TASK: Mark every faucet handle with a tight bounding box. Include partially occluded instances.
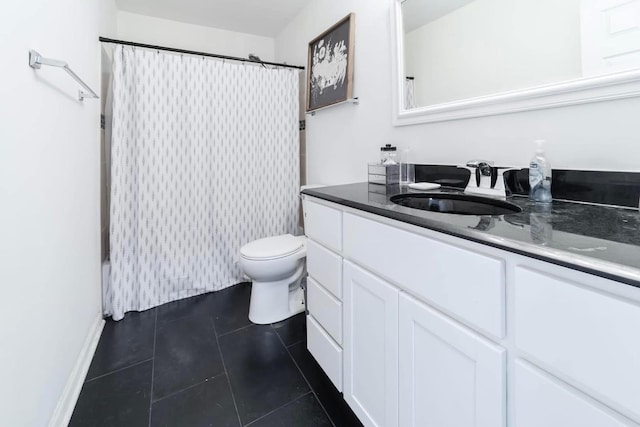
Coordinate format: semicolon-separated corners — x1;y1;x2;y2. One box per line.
466;159;494;168
493;167;521;195
466;160;493;180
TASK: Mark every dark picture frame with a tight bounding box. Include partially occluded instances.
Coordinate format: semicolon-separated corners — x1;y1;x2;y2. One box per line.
306;13;355;112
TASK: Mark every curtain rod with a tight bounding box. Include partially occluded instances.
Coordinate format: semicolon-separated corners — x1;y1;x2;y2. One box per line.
99;37;305;70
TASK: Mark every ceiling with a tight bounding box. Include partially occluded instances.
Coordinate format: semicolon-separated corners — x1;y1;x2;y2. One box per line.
402;0;476;33
115;0;313;37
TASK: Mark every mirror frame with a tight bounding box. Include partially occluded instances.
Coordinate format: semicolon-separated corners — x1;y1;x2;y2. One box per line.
391;0;640;126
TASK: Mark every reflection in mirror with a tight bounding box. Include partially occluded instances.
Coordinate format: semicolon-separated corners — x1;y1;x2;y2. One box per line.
401;0;640;109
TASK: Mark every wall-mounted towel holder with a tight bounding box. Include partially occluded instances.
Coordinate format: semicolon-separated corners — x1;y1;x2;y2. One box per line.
28;50;99;101
306;97;359;116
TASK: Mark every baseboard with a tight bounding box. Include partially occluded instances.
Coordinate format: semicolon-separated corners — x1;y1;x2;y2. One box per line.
48;315;105;427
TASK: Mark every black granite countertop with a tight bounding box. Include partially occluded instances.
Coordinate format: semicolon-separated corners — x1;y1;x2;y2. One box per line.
302;183;640;288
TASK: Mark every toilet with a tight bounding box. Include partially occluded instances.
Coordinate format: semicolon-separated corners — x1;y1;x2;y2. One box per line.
240;185;322;325
240;233;307;324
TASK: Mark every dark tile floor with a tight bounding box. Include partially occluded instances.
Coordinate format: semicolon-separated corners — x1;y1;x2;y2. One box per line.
70;282;363;427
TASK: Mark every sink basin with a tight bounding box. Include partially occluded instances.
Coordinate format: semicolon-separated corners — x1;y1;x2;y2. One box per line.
390;192;522;216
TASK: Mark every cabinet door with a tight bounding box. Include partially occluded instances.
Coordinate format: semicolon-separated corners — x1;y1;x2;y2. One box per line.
514;360;632;427
399;293;506;427
343;261;399;427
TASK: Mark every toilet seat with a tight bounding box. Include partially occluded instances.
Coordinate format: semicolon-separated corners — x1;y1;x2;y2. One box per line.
240;234;304;261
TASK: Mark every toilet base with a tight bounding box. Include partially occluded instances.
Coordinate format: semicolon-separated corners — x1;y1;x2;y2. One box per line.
248;265;306;325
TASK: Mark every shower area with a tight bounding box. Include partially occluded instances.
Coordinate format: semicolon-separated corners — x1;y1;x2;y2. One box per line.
99;40;304;321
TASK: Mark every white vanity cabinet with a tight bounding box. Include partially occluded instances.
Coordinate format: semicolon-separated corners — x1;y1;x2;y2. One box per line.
342;210;507;427
302;195;640;427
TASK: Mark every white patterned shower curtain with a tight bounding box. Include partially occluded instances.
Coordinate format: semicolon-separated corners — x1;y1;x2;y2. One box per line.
106;45;300;320
404;77;416;109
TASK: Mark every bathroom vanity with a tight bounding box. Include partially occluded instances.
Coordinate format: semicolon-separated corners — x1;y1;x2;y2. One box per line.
301;183;640;427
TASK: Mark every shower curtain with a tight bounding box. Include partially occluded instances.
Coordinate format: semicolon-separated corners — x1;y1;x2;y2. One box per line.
404;77;416;109
106;45;300;320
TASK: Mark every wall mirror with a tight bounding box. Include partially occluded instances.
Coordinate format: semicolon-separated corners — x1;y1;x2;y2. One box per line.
391;0;640;125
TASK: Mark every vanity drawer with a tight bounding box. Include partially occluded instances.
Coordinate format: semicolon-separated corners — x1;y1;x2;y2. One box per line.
307;277;342;344
306;239;342;300
307;314;343;391
343;213;505;338
514;266;640;422
303;199;342;252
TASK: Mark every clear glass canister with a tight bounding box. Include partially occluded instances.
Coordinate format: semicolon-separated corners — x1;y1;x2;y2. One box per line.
400;147;415;185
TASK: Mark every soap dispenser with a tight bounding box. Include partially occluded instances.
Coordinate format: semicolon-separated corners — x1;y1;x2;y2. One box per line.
529;140;552;203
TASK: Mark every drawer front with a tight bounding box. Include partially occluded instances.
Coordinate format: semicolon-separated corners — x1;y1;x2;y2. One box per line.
514;266;640;422
306;239;342;300
307;315;343;391
307;277;342;344
303;199;342;252
515;360;630;427
343;213;505;338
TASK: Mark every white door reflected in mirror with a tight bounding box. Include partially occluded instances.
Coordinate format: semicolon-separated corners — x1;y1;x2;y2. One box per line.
392;0;640;125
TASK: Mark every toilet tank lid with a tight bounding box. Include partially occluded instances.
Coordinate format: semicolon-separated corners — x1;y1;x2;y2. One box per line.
240;234;305;260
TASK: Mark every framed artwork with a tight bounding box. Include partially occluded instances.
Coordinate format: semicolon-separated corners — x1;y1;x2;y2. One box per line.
306;13;355;112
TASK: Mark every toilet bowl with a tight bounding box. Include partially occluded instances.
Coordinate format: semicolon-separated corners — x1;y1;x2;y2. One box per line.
240;234;307;324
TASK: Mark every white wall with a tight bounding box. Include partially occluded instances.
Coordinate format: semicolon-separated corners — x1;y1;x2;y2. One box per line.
405;0;582;105
117;11;275;61
0;0;117;425
275;0;640;186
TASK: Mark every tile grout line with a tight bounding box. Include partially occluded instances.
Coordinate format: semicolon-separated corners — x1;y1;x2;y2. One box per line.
271;324;337;427
150;371;228;404
243;391;314;427
148;308;158;427
211;316;243;427
216;322;254;338
285;339;304;348
84;357;154;384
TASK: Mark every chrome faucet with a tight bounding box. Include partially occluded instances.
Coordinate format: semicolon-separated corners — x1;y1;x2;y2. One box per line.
466;160;493;187
459;160;518;199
